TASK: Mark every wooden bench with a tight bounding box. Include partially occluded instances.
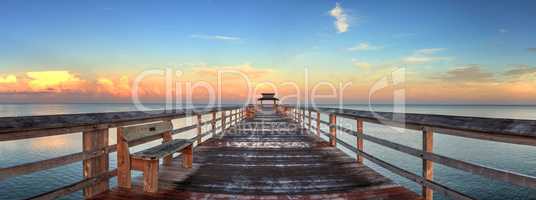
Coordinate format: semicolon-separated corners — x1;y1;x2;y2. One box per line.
116;121;193;193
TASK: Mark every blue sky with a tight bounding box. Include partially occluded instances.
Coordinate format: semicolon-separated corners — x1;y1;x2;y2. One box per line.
1;0;536;103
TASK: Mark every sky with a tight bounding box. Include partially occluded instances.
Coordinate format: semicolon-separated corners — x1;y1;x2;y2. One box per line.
1;0;536;104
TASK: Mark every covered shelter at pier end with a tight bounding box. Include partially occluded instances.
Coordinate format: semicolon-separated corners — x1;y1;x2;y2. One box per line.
257;93;279;105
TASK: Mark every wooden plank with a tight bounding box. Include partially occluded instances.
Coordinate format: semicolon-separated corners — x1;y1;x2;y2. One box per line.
221;111;226;133
27;169;117;200
0;106;240;141
131;139;192;160
308;110;312;131
0;145;113;181
336;125;536;189
356;119;364;164
317;112;321;136
212;112;216;134
83;128;109;198
329;114;337;147
143;160;159;193
121;121;172;142
196;114;202;144
116;127;131;188
162;122;173;166
422;128;434;200
287;106;536;146
182;144;193;168
330;136;473;200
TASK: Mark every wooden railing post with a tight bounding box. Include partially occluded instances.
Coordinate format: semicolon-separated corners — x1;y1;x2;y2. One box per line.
298;108;302;127
423;127;434;200
356;119;364;164
229;110;233;127
302;109;306;128
197;114;202;144
316;111;321;136
162;120;173;165
329;113;337;147
83;128;109;198
211;112;216;135
308;110;312;131
221;111;226;133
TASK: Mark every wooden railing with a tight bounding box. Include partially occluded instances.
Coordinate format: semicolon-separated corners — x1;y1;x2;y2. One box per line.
280;105;536;200
0;106;246;200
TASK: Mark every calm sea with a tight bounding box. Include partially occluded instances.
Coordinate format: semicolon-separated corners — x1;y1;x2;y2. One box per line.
0;104;535;200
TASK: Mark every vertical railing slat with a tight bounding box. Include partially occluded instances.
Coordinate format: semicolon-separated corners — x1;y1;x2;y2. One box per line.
82;128;109;198
423;127;434;200
329;114;337;147
356;119;364;164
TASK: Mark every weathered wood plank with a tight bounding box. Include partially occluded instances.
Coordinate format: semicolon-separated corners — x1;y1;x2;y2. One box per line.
0;145;114;181
27;169;117;200
0;106;240;141
122;121;172;142
356;119;364;164
422;128;434;200
333;137;474;200
83;128;109;198
116;127;131;188
336;125;536;189
143;160;159;193
131;139;192;160
329;114;337;147
287;106;536;145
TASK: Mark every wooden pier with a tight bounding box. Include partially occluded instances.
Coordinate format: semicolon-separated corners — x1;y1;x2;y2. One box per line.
91;107;419;199
1;102;536;199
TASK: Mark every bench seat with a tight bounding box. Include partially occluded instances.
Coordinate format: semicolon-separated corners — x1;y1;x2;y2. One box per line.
117;121;194;193
132;139;192;160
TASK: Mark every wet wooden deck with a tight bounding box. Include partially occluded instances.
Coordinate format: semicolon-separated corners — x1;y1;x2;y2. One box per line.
92;109;420;200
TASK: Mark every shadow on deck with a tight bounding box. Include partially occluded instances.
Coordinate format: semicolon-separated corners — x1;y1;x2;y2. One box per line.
92;109;420;200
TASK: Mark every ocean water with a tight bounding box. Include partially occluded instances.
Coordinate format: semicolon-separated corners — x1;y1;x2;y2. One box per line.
0;104;535;200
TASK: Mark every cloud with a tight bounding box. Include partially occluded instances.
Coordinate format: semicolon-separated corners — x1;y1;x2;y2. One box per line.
433;65;495;82
329;3;349;33
26;71;85;91
503;65;536;77
527;48;536;52
0;74;17;83
352;59;372;69
347;43;382;51
96;76;131;97
402;48;450;64
190;34;241;41
499;29;508;33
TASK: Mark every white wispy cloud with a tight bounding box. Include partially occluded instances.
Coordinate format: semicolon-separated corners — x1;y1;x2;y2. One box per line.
403;48;450;64
352;59;372;69
347;43;382;51
190;34;241;41
329;3;349;33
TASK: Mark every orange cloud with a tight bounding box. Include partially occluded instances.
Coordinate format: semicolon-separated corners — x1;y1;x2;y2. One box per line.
96;76;131;97
26;71;86;92
0;74;17;83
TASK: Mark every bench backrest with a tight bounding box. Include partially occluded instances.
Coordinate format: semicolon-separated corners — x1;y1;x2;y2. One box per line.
121;121;173;142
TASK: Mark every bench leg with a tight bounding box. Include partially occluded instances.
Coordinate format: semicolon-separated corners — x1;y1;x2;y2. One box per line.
182;145;193;168
143;160;159;193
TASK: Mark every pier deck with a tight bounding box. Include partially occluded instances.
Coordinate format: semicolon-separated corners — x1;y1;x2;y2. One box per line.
92;109;420;200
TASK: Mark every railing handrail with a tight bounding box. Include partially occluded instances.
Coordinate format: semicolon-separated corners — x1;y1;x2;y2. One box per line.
0;106;246;200
284;105;536;146
281;105;536;200
0;106;241;141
